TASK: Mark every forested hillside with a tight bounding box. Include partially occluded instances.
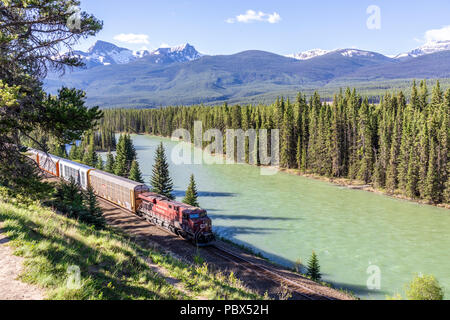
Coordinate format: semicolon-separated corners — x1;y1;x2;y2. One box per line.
101;81;450;205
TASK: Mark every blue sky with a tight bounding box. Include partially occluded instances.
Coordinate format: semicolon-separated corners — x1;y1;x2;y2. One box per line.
76;0;450;56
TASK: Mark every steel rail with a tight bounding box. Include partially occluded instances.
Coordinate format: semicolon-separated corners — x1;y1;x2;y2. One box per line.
209;245;336;300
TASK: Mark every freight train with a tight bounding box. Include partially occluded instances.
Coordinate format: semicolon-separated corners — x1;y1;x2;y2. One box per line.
27;148;215;245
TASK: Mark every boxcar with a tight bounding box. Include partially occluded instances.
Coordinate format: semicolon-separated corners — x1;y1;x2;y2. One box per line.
27;148;39;163
59;159;94;190
88;170;149;212
32;150;61;177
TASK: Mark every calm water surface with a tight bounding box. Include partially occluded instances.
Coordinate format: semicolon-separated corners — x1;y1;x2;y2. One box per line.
128;134;450;299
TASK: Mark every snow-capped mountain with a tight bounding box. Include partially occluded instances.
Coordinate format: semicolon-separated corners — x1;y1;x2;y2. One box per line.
287;48;380;60
395;40;450;59
70;41;202;68
144;43;203;64
335;49;378;58
72;41;138;68
286;49;329;60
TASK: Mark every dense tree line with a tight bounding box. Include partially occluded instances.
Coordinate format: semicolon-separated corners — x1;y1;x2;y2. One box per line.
101;81;449;205
93;126;117;151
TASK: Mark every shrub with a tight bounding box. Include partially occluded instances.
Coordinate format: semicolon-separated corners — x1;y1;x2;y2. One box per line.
53;179;105;229
405;274;444;300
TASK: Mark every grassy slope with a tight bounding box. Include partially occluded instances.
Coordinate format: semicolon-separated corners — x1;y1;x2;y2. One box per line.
0;190;261;300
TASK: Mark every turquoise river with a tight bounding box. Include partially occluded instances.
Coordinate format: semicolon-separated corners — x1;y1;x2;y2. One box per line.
127;134;450;300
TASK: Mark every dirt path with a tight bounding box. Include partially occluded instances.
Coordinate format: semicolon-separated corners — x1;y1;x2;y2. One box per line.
0;223;44;300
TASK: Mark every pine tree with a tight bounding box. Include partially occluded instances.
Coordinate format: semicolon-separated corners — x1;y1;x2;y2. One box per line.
183;174;200;207
280;102;296;168
386;110;402;192
357;99;374;183
331;97;344;177
418;80;429;111
150;143;174;200
406;140;420;198
373;106;390;188
55;178;84;217
124;134;137;167
306;251;321;282
129;160;144;183
113;135;128;177
51;143;67;158
113;134;136;177
95;157;104;170
437;110;449;200
443;165;450;204
105;151;115;173
82;143;98;167
398;109;413;192
424;139;440;203
69;143;81;161
82;185;106;229
418;118;430;198
296;136;302;170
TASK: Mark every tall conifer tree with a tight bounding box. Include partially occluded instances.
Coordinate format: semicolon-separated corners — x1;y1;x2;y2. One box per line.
183;174;200;207
150;143;174;200
306;251;321;282
105;151;115;173
129;160;144;183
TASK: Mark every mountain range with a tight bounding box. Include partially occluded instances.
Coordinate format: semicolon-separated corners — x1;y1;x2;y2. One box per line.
45;40;450;108
286;40;450;60
70;40;203;68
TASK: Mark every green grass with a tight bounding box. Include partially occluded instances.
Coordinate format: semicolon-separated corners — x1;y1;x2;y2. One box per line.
0;188;261;300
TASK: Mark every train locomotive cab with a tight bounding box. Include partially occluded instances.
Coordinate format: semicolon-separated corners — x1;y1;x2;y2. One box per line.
180;207;215;246
138;192;215;246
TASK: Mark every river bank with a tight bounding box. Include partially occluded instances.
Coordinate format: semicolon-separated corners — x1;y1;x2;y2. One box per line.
134;133;449;210
280;168;450;210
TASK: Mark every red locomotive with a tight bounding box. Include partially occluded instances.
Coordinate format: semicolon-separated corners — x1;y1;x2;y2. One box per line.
138;192;215;245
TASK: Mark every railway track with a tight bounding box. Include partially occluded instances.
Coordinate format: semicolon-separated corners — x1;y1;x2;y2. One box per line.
206;245;336;300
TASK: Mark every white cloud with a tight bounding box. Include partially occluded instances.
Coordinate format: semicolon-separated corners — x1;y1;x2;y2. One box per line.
267;12;281;24
226;10;281;24
424;25;450;43
113;33;150;44
159;43;170;48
